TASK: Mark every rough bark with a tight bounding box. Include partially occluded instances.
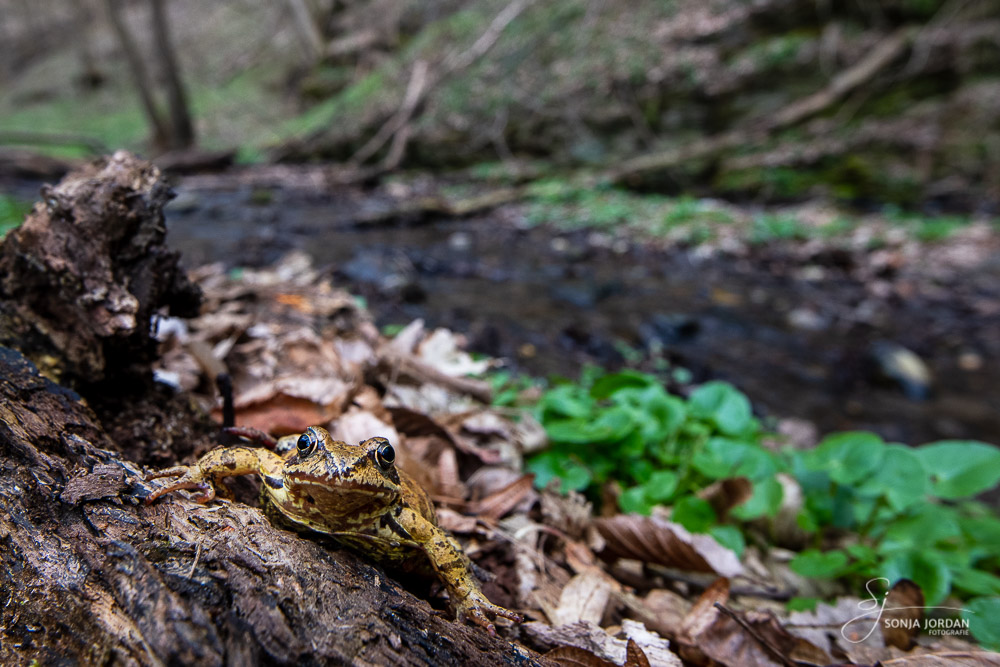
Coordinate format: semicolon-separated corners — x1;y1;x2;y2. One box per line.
0;153;541;666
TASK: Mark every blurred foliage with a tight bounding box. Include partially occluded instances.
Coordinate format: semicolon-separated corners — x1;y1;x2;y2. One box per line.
0;195;31;238
524;368;1000;646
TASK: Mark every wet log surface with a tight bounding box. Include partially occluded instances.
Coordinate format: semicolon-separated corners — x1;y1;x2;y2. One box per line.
0;153;539;666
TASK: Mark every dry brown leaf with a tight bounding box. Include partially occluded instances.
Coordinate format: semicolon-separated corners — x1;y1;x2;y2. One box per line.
677;581;831;667
883;578;924;650
417;327;492;377
540;489;593;540
221;394;340;435
625;638;652;667
595;515;742;577
524;621;677;666
327;409;400;446
696;477;752;518
435;507;480;534
554;570;615;626
619;620;679;666
436;447;465;500
468;474;536;521
543;646;618;667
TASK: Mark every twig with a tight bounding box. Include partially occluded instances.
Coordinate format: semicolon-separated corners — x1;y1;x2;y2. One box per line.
187;541;202;578
712;602;798;667
349;0;534;171
348;60;429;168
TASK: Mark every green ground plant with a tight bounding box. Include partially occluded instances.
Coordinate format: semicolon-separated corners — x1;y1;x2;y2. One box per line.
0;195;32;238
524;368;1000;648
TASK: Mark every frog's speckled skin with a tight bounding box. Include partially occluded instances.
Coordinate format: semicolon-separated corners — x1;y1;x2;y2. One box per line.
146;426;520;635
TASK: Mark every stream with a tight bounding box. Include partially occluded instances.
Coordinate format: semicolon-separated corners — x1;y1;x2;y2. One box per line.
153;174;1000;448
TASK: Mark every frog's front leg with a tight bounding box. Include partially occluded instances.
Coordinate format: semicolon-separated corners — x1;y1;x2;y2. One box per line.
402;509;522;636
145;446;284;504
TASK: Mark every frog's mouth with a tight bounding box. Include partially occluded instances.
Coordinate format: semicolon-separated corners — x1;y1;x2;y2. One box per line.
284;472;399;516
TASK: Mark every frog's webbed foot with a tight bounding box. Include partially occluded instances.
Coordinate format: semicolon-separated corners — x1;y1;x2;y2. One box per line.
145;466;216;504
455;590;522;637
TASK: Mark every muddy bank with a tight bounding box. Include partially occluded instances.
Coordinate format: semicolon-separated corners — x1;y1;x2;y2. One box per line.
160;176;1000;447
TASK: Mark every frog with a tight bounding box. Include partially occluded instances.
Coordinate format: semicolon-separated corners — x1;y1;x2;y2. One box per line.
145;426;522;635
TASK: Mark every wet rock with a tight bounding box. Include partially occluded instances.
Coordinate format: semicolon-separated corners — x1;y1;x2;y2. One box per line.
869;341;933;400
786;307;829;332
638;313;700;349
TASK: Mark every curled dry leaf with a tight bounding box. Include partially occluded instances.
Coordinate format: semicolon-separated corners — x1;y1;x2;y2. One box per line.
467;474;537;521
417;327;493;377
331;409;401;448
595;514;743;578
541;489;593;540
544;645;617;667
524;620;680;667
553;569;615;626
882;578;924;650
696;477;752;519
677;580;831;667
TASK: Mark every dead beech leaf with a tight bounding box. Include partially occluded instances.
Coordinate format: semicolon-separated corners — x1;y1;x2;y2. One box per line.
553;570;614;626
417;327;492;376
595;514;742;577
222;394;338;435
882;578;923;650
468;474;536;521
696;477;752;519
678;581;831;667
330;409;401;447
523;620;681;666
435;507;479;534
625;638;651;667
543;646;617;667
620;619;679;666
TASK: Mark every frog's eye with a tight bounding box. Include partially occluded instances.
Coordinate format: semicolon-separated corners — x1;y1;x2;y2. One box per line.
297;431;316;456
374;441;395;470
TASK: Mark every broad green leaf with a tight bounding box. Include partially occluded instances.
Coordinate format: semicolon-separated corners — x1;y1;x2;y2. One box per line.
526;451;561;489
560;461;593;493
643;470;679;503
590;370;656;398
538;384;592;420
882;551;951;605
790;549;850;578
916;440;1000;499
689;381;754;436
692;437;778;481
964;597;1000;649
953;569;1000;597
708;525;745;557
545;406;635;445
619;486;653;515
787;597;819;612
806;431;885;486
959;515;1000;549
732;477;783;520
881;504;961;552
856;444;929;510
672;496;717;533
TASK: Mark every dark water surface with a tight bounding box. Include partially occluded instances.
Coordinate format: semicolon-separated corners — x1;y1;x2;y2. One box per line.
163;181;999;446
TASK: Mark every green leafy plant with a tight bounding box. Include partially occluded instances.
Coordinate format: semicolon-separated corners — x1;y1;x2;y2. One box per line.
0;195;31;238
525;368;1000;647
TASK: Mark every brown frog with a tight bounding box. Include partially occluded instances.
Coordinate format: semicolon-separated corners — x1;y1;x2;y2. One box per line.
145;426;521;635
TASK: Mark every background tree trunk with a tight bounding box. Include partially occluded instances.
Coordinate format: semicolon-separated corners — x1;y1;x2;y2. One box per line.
105;0;170;151
149;0;195;149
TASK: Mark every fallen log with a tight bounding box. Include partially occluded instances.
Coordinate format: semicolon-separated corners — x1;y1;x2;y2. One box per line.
0;153;539;665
